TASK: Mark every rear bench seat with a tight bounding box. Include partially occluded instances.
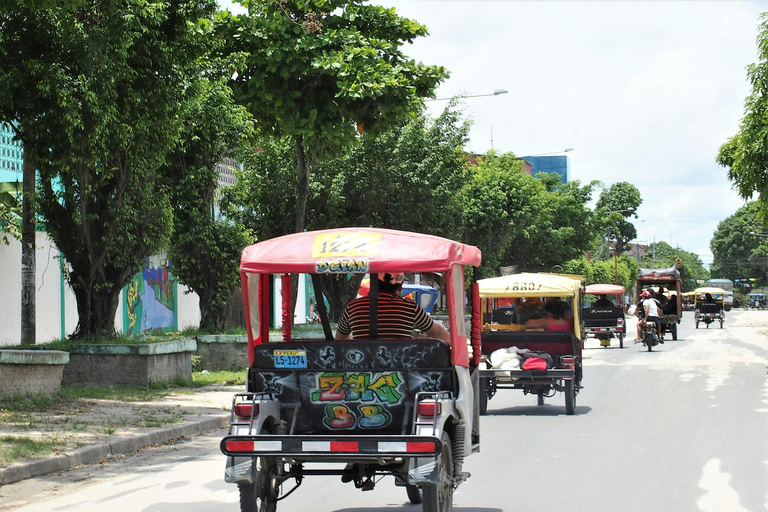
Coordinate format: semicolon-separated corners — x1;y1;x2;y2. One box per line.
480;331;578;365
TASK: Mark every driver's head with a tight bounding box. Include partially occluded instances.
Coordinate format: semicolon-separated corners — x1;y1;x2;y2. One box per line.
378;272;405;293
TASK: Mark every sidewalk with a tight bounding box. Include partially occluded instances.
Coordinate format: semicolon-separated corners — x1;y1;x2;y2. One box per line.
0;385;238;486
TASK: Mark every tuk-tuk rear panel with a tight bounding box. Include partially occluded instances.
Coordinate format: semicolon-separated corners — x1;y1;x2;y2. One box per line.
248;338;456;435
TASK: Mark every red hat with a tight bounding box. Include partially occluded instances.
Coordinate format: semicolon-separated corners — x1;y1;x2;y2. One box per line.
640;290;651;298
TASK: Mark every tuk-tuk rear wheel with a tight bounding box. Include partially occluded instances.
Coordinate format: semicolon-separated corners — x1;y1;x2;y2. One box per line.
479;380;489;416
422;431;454;512
238;457;277;512
564;379;576;415
407;484;423;504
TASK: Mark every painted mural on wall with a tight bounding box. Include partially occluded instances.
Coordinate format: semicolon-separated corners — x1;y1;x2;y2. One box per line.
123;255;178;335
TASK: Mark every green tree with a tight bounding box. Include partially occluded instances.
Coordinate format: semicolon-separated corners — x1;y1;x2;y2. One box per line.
217;0;448;235
717;13;768;221
222;104;470;319
594;182;642;256
457;152;542;278
161;75;256;332
710;201;768;286
455;153;599;277
0;1;218;339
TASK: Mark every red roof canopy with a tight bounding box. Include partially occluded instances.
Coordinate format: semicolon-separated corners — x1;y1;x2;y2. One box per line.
241;227;482;274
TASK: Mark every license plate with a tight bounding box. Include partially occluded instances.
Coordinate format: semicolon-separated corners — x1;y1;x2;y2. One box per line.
273;349;307;368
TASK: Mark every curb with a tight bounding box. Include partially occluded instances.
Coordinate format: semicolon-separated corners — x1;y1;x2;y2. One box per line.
0;415;229;486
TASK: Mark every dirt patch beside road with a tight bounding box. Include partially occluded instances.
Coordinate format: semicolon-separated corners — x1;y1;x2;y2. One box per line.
0;385;238;468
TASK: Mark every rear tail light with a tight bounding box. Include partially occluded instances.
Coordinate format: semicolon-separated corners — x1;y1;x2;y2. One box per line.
417;401;441;417
234;403;259;418
561;356;575;369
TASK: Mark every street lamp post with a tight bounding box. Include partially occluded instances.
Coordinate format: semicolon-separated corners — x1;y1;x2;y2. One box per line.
425;89;508;102
521;148;574;157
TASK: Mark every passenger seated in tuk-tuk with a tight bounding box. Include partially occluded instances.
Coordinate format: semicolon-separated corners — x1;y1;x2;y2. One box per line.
335;272;450;343
524;299;571;331
514;297;546;324
704;293;716;304
594;294;614;308
663;294;678;315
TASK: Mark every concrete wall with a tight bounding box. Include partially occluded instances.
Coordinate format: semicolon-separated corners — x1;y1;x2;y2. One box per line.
0;349;69;397
62;340;195;386
0;231;201;346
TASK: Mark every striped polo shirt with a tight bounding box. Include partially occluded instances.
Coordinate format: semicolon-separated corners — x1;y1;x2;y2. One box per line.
337;293;434;339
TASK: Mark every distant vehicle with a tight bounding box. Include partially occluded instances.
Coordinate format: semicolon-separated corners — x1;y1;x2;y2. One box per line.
581;283;626;348
477;272;583;415
636;266;683;340
706;279;733;311
694;287;725;329
745;293;766;310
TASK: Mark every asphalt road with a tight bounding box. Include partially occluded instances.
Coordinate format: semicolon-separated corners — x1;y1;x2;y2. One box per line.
2;310;766;512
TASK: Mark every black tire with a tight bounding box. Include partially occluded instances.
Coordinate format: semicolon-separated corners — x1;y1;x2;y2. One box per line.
618;333;624;348
422;432;454;512
407;484;424;504
479;378;489;416
672;323;678;341
695;322;699;329
537;392;545;406
720;320;724;329
564;379;576;415
238;457;277;512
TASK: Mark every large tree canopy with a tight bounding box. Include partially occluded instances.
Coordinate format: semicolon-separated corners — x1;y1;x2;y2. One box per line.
710;201;767;286
217;0;448;234
221;104;470;319
0;1;217;338
594;181;642;256
717;12;768;221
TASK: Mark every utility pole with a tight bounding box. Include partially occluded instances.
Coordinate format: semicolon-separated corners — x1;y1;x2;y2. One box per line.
21;146;36;344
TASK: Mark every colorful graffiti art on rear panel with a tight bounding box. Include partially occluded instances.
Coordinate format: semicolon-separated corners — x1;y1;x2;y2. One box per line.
123;255;178;335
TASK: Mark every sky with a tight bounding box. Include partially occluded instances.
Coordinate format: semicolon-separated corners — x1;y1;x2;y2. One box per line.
220;0;768;268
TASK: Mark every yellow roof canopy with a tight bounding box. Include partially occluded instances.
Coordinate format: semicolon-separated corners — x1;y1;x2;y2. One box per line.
477;272;582;298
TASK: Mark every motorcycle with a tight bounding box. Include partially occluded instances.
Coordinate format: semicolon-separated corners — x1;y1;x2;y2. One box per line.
641;319;660;352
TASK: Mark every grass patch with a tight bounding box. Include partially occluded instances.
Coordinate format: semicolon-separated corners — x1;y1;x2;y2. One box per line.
0;394;55;413
0;436;62;466
191;370;246;387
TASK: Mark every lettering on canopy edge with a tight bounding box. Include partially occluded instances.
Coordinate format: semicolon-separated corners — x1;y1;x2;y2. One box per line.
311;233;382;258
316;259;369;273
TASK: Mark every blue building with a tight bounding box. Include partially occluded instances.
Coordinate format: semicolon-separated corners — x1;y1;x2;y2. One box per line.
0;122;23;184
520;155;570;184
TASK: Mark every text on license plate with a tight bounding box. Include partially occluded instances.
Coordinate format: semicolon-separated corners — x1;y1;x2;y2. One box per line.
273;349;307;368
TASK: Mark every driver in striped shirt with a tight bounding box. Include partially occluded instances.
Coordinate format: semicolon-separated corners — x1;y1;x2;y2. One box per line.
335;272;449;343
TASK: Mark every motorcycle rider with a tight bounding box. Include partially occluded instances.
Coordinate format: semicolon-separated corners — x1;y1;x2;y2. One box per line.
635;290;662;343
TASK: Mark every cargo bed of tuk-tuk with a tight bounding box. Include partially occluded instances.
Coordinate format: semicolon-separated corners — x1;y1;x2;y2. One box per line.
476;273;583;416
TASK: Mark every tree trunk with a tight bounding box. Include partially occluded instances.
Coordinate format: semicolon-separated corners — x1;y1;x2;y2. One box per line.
198;288;234;332
21;148;36;344
71;279;120;339
289;136;310;322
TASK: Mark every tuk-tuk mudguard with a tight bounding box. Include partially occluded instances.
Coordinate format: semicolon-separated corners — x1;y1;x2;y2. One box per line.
223;398;281;484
